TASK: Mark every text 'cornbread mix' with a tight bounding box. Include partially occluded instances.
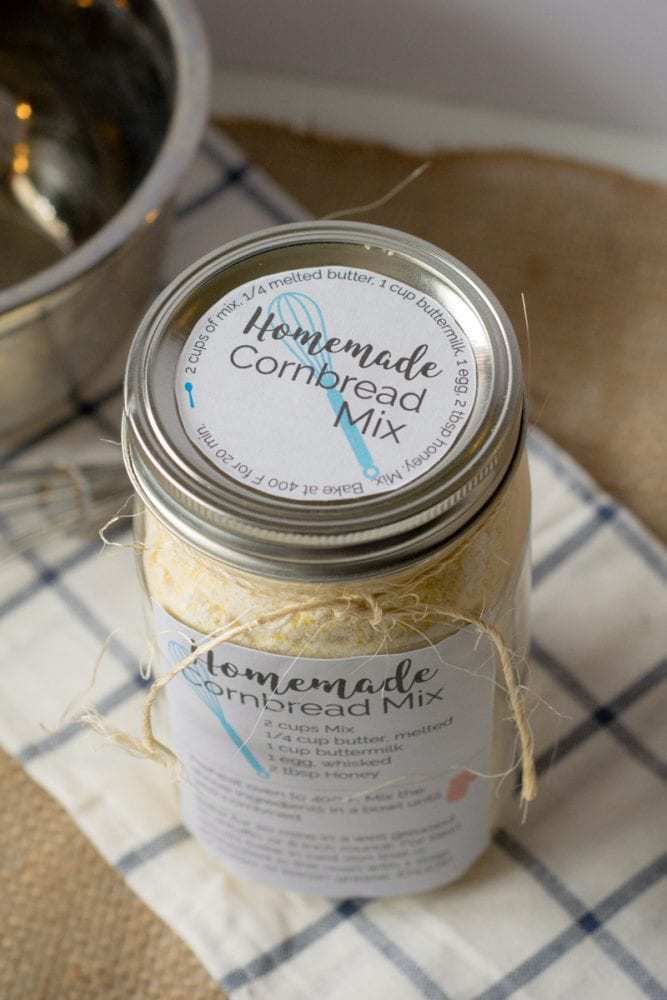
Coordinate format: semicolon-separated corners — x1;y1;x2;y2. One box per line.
122;222;533;897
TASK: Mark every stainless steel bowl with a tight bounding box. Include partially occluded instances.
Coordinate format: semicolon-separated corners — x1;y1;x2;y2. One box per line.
0;0;209;452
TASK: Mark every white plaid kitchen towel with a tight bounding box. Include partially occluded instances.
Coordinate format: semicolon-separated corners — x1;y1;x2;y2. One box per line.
1;128;665;1000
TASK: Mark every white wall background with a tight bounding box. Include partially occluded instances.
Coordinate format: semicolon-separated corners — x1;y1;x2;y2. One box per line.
197;0;667;137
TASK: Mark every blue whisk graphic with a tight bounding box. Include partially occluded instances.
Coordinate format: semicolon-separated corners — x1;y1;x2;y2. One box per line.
270;292;380;480
169;640;270;779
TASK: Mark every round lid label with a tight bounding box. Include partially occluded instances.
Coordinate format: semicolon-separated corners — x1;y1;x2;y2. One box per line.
176;265;477;501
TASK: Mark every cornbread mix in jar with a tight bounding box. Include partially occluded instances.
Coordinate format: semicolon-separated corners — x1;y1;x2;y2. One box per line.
122;222;533;897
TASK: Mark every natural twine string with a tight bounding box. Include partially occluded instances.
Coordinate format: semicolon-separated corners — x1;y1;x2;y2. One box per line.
83;590;537;804
322;162;431;220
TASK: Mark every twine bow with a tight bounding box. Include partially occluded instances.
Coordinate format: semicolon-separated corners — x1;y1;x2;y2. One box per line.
85;593;537;805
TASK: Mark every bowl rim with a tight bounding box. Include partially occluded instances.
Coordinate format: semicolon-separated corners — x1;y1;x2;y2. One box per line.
0;0;210;319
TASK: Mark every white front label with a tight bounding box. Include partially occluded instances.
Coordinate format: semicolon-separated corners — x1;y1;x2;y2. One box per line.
156;602;496;896
176;266;477;501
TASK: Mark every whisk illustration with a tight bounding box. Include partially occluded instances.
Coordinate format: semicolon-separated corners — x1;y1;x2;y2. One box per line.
270;291;381;481
169;640;271;780
0;462;131;565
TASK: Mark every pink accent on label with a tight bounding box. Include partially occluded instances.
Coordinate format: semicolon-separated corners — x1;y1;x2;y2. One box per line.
447;770;478;802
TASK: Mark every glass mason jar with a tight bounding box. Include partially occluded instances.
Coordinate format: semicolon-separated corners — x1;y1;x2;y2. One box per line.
123;222;531;897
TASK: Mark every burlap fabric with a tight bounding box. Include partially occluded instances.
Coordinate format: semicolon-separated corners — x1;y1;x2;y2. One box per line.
2;120;665;998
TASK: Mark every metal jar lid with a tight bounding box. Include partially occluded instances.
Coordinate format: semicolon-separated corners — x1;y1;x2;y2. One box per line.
123;221;524;581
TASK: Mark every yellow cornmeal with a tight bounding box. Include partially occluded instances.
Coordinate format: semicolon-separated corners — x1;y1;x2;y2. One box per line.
142;455;530;660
